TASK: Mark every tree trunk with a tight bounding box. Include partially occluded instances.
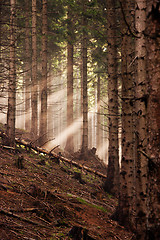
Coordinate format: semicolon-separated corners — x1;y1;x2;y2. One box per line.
81;0;88;157
146;1;160;238
39;0;48;146
25;0;31;132
115;0;136;229
104;0;119;196
6;0;16;147
135;0;148;238
96;73;101;149
31;0;38;138
65;8;74;153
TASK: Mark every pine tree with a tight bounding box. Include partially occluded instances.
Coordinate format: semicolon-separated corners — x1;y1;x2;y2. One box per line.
146;0;160;238
103;0;119;195
6;0;16;146
96;73;101;149
115;0;136;229
134;0;148;238
39;0;48;146
81;0;88;156
31;0;38;138
65;6;74;153
25;0;31;132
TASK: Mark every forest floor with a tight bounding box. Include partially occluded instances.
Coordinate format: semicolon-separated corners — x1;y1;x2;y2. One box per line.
0;125;135;240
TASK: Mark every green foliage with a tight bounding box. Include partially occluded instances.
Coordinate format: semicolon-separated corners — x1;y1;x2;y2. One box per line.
1;0;110;151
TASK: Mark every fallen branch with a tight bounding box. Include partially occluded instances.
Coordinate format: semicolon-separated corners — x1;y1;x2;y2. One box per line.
138;150;152;160
67;193;113;211
49;144;60;154
15;138;107;179
1;145;15;151
8;208;39;213
0;208;52;229
1;222;43;240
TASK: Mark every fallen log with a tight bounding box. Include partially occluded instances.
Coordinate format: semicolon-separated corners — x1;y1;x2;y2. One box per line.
15;138;107;179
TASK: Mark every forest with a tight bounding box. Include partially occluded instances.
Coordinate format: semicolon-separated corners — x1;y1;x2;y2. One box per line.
0;0;160;239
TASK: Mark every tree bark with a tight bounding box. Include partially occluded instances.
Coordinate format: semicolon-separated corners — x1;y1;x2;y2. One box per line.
65;8;74;153
135;0;148;238
39;0;48;146
25;0;31;132
104;0;119;196
115;0;136;230
6;0;16;147
81;0;88;157
146;1;160;238
96;73;101;149
31;0;38;138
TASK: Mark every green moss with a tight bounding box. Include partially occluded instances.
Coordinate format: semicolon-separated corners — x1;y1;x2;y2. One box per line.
76;196;108;213
77;197;88;204
93;205;107;213
50;232;69;239
107;193;112;199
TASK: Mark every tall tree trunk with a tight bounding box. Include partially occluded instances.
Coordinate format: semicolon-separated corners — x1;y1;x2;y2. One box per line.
65;8;74;153
135;0;148;238
39;0;48;146
81;0;88;156
25;0;31;132
6;0;16;146
96;73;101;149
114;0;136;229
31;0;38;138
104;0;119;195
146;1;160;238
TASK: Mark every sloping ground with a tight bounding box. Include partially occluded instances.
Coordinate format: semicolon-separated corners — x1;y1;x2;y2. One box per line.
0;146;135;240
0;125;135;239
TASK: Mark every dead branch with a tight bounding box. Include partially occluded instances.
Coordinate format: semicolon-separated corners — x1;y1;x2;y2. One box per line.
40;138;55;147
49;144;60;154
0;208;52;229
1;222;43;240
30;133;47;145
8;208;40;213
1;145;15;151
15;138;107;179
67;193;109;211
138;150;152;160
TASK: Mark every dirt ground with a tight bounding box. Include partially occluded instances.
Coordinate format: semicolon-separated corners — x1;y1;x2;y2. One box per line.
0;127;135;239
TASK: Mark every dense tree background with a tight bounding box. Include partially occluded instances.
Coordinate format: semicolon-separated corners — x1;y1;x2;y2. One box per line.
0;0;160;239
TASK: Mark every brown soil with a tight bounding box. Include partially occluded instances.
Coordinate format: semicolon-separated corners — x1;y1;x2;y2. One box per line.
0;127;135;239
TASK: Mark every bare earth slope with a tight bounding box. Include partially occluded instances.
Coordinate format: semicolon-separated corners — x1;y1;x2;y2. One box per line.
0;128;134;239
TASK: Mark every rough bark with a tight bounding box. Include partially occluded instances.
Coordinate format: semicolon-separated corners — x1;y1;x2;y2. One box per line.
6;0;16;147
96;74;101;149
65;8;74;153
135;0;148;238
146;1;160;239
25;0;31;132
104;0;119;195
39;0;48;146
31;0;38;138
115;0;136;229
81;0;88;157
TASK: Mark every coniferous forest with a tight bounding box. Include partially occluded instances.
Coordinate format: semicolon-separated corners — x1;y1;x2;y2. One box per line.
0;0;160;239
